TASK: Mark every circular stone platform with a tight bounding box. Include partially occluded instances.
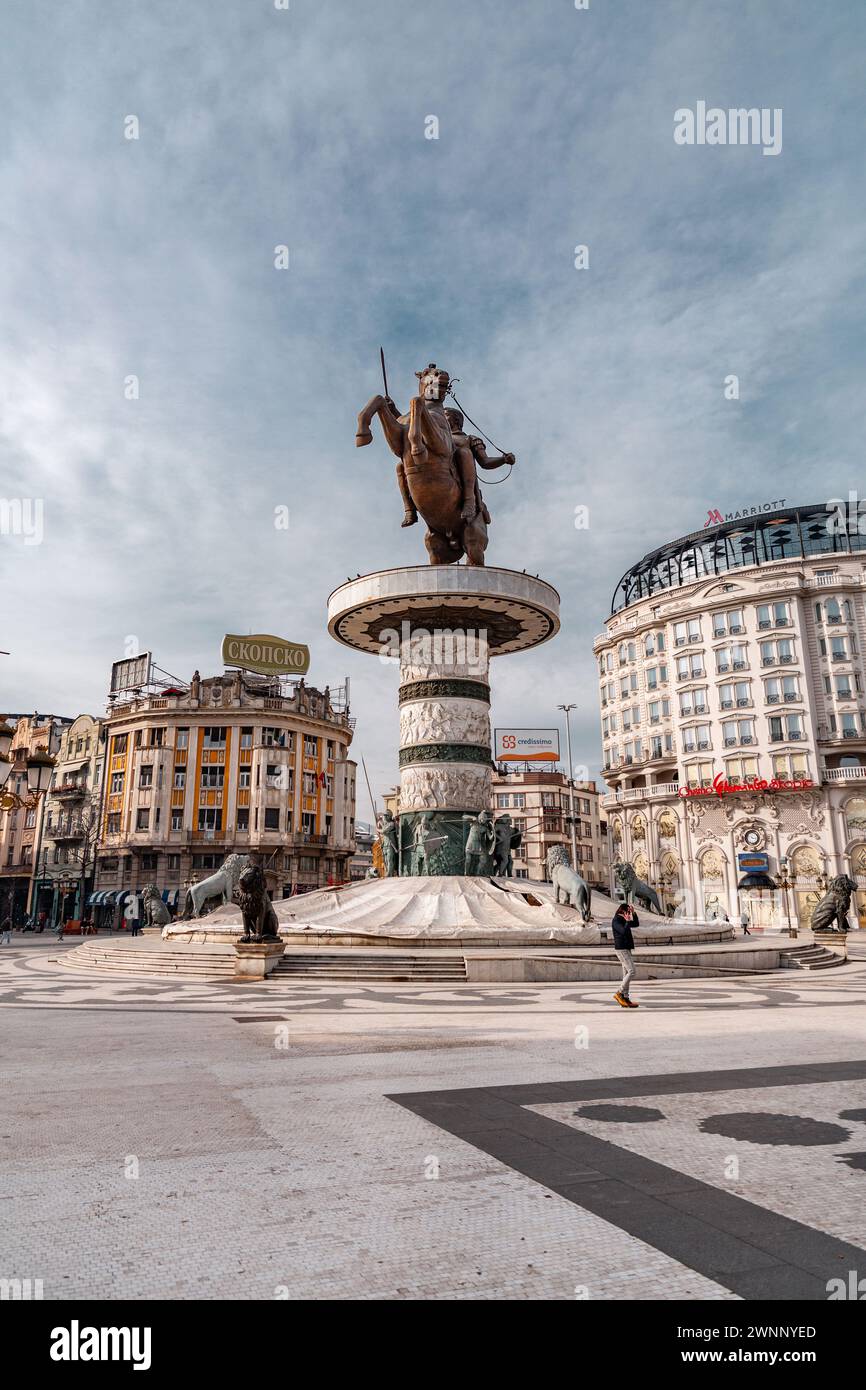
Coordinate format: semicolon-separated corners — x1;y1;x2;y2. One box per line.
327;566;560;656
164;876;735;948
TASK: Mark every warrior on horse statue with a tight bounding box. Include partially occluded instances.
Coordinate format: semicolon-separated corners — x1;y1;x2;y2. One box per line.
355;361;515;566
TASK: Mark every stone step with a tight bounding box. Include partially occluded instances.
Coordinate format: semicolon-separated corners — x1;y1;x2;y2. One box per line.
274;966;467;979
782;946;845;969
273;952;468;981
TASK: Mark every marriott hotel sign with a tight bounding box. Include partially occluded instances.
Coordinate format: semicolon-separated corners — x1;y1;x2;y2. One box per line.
703;499;786;528
221;633;310;677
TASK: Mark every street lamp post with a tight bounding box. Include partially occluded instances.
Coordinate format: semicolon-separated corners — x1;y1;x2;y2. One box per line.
778;859;796;939
557;703;579;873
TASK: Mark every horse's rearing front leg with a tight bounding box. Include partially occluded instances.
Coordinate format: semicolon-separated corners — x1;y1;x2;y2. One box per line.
357;395;407;459
408;396;428;463
356;395;383;447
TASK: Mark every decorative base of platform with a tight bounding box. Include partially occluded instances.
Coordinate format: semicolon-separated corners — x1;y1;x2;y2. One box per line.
165;876;736;948
233;940;285;979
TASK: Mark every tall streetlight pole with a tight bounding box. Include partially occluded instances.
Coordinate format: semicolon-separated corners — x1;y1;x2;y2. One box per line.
558;703;579;872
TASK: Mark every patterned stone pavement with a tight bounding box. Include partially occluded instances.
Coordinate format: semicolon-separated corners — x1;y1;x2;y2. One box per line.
1;937;865;1299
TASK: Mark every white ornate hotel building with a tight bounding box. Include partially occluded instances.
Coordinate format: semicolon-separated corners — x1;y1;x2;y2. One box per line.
594;503;866;928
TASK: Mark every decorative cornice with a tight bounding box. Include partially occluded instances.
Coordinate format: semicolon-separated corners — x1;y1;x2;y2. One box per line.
398;679;490;705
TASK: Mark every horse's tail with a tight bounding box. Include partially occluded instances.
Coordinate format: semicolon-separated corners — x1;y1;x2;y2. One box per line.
585;884;592;923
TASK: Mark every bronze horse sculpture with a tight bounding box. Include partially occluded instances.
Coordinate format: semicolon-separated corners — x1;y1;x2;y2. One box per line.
355;362;514;566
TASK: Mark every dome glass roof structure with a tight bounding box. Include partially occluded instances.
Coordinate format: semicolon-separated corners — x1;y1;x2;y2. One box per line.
610;503;864;614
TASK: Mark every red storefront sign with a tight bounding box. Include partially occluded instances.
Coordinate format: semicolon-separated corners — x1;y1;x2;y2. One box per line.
678;774;814;799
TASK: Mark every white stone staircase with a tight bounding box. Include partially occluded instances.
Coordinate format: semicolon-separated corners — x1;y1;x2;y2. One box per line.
272;952;468;983
779;942;848;970
61;940;238;978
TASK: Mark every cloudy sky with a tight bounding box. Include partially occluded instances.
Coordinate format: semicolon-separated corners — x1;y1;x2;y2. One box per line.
1;0;864;819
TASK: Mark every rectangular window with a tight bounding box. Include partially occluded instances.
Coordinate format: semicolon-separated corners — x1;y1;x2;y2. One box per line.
176;728;189;749
136;808;149;831
197;808;220;832
171;810;183;831
148;727;165;747
173;768;186;789
200;766;224;789
192;853;221;871
236;808;250;831
139;765;153;788
238;769;251;789
264;808;280;830
203;727;227;748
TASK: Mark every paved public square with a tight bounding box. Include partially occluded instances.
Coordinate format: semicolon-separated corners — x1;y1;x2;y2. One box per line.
1;935;865;1301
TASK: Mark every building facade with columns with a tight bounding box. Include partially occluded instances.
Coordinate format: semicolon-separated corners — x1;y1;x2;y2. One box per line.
595;503;866;928
93;669;356;904
37;714;106;926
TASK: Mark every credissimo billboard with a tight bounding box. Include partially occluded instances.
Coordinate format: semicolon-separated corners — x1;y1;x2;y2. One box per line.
494;728;560;763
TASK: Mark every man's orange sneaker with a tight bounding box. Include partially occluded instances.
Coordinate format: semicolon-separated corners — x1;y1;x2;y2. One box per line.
613;992;630;1008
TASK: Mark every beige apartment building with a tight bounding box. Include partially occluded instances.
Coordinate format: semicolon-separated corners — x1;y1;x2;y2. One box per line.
492;769;609;885
0;714;71;923
37;714;106;926
595;502;866;927
93;668;357;906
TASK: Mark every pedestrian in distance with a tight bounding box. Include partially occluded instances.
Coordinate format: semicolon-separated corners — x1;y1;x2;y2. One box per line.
740;909;751;937
1;913;12;945
612;901;639;1008
127;895;142;937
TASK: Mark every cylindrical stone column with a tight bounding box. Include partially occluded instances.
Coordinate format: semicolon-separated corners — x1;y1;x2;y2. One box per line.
326;566;561;877
397;635;491;873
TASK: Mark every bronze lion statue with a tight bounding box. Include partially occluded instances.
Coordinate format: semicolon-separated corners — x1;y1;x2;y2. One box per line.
810;875;857;934
235;863;281;943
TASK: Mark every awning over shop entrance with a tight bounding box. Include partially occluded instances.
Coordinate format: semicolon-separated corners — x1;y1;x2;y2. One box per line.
737;873;777;891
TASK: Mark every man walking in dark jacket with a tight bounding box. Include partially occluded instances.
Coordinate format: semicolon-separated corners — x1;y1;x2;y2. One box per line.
612;902;639;1008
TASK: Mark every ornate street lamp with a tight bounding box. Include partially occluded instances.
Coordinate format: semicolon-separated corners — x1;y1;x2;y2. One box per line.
777;857;796;939
0;746;56;811
26;751;55;798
